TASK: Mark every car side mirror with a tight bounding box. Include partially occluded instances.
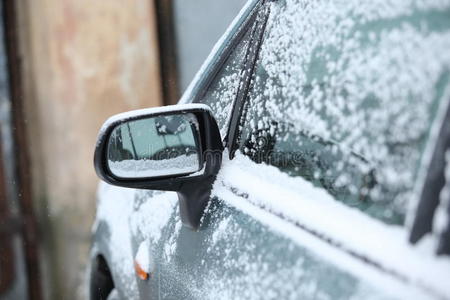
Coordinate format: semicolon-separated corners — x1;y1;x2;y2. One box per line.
94;104;223;229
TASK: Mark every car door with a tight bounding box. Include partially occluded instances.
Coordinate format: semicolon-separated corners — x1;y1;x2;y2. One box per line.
129;0;450;299
127;2;266;298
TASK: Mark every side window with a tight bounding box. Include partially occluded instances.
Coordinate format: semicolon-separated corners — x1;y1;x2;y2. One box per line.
237;0;450;225
195;25;253;138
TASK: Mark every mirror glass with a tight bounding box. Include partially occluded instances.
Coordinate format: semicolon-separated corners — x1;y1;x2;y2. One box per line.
107;113;201;178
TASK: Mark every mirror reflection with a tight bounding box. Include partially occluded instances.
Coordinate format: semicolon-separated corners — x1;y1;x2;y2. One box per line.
107;113;201;178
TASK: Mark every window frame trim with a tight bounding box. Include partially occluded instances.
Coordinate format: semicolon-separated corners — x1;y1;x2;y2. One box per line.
408;94;450;250
226;1;272;158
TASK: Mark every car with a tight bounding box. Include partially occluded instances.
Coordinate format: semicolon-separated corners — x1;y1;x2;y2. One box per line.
88;0;450;299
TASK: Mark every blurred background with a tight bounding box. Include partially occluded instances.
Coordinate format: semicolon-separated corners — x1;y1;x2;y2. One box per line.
0;0;246;299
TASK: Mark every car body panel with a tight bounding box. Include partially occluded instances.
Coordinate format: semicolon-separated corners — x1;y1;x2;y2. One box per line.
91;183;140;299
90;0;450;299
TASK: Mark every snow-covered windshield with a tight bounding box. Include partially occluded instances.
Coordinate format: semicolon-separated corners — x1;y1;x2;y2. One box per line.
237;0;450;225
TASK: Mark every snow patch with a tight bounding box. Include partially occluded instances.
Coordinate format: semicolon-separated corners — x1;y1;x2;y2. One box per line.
110;154;199;178
130;192;178;244
211;216;231;245
163;215;182;262
135;240;153;274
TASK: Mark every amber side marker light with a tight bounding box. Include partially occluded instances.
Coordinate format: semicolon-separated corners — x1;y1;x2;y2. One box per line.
134;260;150;280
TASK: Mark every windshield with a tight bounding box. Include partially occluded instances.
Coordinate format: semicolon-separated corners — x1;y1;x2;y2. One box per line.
237;0;450;225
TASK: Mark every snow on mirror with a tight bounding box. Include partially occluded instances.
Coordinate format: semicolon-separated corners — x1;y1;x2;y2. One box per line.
107;113;202;179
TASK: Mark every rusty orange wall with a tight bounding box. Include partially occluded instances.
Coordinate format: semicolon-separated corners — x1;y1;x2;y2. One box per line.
15;0;162;298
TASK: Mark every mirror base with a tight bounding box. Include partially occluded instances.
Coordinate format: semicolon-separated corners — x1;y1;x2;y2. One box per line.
177;176;216;230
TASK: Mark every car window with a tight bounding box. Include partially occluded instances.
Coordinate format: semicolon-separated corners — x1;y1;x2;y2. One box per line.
236;0;450;225
194;24;254;138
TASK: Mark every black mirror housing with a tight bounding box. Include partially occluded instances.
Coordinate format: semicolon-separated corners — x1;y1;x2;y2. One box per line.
94;104;224;229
